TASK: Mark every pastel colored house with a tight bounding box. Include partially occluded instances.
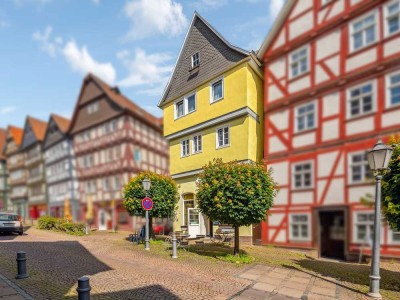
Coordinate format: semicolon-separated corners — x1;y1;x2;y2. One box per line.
257;0;400;259
0;128;10;212
158;13;264;241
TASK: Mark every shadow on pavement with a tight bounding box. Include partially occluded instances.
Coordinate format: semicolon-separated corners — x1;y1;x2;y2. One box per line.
65;284;180;300
0;226;32;240
0;241;112;299
286;258;400;292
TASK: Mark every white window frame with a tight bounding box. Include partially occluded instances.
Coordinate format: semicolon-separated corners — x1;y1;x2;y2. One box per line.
295;101;317;133
180;139;190;157
289;214;311;241
289;45;309;79
346;80;376;119
321;0;332;5
388;227;400;245
216;125;230;149
386;70;400;108
210;77;224;103
87;101;99;114
174;92;197;120
348;151;373;184
292;161;314;190
192;133;202;154
353;212;375;244
191;52;200;68
349;10;378;52
384;0;400;37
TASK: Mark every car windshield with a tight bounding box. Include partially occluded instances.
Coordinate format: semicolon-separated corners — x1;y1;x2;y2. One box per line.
0;214;19;221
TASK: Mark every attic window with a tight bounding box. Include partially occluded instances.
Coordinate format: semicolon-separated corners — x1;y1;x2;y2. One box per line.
191;52;200;68
87;101;99;114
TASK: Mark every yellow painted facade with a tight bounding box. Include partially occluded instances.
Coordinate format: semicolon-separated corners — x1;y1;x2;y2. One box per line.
160;58;264;238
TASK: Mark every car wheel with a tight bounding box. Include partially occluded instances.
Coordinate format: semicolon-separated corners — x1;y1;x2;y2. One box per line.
18;230;23;235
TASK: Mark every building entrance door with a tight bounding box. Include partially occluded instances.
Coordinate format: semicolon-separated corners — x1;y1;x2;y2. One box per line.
319;210;345;259
98;209;109;231
188;208;201;237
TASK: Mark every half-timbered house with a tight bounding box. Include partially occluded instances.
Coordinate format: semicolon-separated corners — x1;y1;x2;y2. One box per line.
69;73;168;231
258;0;400;259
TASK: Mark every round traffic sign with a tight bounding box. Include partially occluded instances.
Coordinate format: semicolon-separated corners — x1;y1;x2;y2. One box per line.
142;197;153;211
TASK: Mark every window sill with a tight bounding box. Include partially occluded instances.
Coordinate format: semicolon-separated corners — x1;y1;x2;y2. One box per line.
293;127;317;136
384;103;400;113
346;111;376;122
289;239;311;243
347;181;374;187
189;65;199;72
210;97;224;104
174;109;197;121
192;151;202;155
291;188;314;192
180;155;190;159
348;41;378;58
216;145;230;150
288;71;310;83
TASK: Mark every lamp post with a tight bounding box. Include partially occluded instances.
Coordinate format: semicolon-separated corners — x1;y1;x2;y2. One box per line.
142;177;151;251
366;139;393;299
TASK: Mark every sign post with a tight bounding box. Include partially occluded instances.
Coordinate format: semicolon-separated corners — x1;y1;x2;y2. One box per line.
142;197;153;251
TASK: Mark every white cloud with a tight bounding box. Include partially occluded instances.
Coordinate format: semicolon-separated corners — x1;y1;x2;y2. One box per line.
32;26;62;57
196;0;228;9
269;0;285;19
32;26;116;84
63;40;116;85
117;48;173;96
91;0;100;4
0;106;16;115
123;0;188;40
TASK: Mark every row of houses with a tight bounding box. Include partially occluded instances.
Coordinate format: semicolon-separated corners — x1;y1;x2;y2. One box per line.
1;0;399;260
0;74;169;231
157;0;400;260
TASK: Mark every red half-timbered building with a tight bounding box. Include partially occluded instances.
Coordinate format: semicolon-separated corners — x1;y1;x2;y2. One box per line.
69;74;169;231
258;0;400;259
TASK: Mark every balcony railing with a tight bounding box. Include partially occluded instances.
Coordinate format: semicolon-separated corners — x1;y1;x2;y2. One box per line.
9;176;28;186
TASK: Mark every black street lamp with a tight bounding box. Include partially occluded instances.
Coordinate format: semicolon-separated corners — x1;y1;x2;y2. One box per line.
366;139;393;299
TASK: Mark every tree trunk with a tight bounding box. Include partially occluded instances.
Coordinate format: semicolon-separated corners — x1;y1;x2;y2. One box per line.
234;225;240;256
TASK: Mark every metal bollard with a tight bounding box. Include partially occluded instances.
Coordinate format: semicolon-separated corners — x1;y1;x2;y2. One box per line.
76;276;91;300
16;251;29;279
172;234;178;259
85;224;90;235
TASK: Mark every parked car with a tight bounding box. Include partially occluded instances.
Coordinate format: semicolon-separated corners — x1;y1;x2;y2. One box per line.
0;213;23;235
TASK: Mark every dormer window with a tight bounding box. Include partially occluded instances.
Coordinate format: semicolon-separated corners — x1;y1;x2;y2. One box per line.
87;101;99;114
191;52;200;68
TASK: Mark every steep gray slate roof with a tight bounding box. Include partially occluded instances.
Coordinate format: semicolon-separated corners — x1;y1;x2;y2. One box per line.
159;12;249;106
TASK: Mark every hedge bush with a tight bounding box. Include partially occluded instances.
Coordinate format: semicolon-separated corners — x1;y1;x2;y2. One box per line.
38;216;85;236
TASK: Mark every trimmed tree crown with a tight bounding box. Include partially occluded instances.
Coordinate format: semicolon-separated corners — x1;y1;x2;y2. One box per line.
196;159;277;227
123;172;179;219
382;135;400;231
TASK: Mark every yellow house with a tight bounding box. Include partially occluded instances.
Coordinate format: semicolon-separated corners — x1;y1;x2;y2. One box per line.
158;13;263;241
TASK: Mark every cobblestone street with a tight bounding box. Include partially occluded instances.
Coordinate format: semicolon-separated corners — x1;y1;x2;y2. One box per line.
0;227;376;299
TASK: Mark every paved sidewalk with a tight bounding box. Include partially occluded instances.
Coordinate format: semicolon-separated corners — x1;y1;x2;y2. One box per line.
233;265;367;300
0;274;32;300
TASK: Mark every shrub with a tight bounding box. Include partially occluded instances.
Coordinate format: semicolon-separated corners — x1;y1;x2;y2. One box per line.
38;216;85;236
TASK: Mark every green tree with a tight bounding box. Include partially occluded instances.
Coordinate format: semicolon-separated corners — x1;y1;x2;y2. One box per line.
123;171;179;237
382;135;400;231
196;159;277;255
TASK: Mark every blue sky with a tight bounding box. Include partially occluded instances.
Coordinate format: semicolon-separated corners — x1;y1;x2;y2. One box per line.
0;0;284;129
